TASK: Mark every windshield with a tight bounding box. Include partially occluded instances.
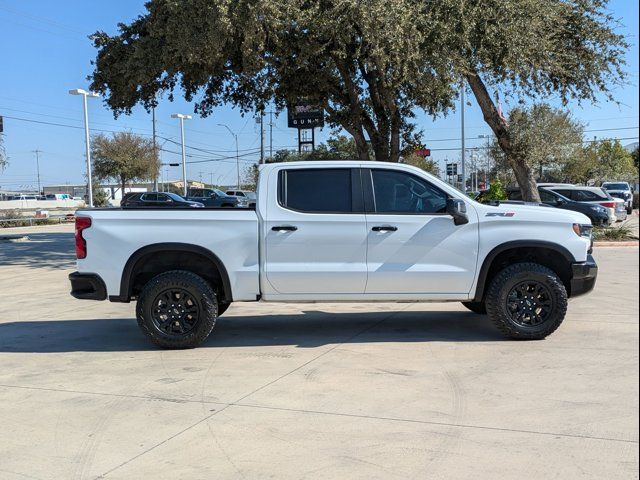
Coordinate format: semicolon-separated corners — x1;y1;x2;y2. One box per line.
166;193;186;201
602;183;629;190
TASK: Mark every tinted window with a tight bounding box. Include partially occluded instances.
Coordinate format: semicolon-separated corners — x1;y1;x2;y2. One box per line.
141;193;157;202
559;189;604;201
166;193;185;202
508;190;523;201
539;190;560;204
281;169;352;213
156;194;172;202
603;183;629;190
371;169;447;214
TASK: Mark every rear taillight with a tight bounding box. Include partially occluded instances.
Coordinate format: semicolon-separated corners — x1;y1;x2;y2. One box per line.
75;216;91;259
599;202;615;208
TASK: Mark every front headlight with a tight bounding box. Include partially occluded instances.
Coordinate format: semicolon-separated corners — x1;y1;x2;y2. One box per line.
573;224;593;238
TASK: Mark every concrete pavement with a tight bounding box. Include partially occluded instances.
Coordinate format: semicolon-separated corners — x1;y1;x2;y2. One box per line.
0;224;638;479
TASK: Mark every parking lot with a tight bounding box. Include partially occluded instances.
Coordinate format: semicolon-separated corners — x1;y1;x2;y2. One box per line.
0;224;638;479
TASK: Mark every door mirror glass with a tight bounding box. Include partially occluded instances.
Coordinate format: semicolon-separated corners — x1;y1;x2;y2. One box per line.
446;198;469;225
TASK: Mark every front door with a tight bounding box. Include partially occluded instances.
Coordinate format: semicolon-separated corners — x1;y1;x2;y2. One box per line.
363;167;479;295
264;167;368;295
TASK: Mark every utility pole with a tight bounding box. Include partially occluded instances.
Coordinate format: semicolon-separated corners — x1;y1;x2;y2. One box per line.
460;84;466;192
269;111;273;159
152;106;158;191
32;149;42;194
218;123;240;189
259;111;265;164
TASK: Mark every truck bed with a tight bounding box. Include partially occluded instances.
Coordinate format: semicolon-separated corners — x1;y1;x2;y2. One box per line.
76;208;260;301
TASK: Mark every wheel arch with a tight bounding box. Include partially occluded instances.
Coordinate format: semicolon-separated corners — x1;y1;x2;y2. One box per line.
473;241;576;301
113;243;233;303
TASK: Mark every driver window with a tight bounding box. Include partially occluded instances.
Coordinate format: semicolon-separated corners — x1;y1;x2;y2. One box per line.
371;169;447;214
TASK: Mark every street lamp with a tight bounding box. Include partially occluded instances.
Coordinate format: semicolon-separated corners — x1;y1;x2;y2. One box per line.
218;123;240;189
171;113;192;196
69;88;99;207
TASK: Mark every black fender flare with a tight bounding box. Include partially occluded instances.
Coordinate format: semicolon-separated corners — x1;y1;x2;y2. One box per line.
473;240;576;302
112;243;232;303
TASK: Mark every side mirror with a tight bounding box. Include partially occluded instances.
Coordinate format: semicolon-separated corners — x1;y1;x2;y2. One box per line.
447;198;469;226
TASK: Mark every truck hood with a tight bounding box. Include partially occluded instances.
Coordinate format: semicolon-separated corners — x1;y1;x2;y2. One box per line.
474;202;592;225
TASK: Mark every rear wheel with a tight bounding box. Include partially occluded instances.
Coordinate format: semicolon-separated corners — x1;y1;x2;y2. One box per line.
136;270;218;349
627;205;633;214
485;262;567;340
461;301;487;314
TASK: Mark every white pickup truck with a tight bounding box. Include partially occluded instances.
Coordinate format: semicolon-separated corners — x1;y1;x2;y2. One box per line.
69;161;597;348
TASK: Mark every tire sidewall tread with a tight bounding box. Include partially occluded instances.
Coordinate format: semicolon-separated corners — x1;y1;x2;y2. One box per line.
485;262;568;340
136;270;218;349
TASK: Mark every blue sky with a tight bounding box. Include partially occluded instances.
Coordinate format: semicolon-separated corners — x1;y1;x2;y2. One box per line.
0;0;638;191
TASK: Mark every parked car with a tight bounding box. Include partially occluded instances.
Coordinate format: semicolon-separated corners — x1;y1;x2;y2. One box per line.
225;189;257;207
506;187;610;226
547;186;621;223
601;182;634;214
186;188;241;207
69;161;597;349
121;192;204;208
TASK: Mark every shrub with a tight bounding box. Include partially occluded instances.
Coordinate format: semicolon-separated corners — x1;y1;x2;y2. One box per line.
633;192;639;209
593;222;636;241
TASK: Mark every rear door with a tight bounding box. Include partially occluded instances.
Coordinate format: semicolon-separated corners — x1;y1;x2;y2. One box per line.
363;167;479;295
263;167;368;294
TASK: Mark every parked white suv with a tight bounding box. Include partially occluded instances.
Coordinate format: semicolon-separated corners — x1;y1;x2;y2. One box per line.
69;161;597;348
601;182;634;214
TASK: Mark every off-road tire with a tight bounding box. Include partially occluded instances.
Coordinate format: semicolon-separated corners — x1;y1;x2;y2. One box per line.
136;270;218;349
485;262;567;340
461;301;487;315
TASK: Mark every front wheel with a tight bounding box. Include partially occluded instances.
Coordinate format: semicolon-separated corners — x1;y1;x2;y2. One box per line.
136;270;218;349
485;263;567;340
627;206;633;215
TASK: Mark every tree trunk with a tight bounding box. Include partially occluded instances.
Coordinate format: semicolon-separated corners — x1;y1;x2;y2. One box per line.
465;72;541;202
121;177;126;197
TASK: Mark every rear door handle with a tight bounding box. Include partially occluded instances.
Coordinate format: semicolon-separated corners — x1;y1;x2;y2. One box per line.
371;225;398;232
272;225;298;232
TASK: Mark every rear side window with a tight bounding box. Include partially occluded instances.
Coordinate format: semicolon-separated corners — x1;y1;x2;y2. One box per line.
280;169;352;213
141;193;158;202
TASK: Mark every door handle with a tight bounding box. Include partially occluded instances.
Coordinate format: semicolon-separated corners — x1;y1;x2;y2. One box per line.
272;225;298;232
371;225;398;232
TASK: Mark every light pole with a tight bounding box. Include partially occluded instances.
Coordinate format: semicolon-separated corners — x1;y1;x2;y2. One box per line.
69;88;99;207
460;84;466;192
171;113;192;196
218;123;240;189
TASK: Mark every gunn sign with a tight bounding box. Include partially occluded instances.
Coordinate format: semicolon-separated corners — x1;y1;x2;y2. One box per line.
287;103;324;129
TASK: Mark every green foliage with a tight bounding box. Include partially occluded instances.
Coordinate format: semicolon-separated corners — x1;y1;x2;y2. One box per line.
89;0;627;184
593;222;636;241
564;139;636;184
91;132;160;192
486;179;508;201
92;186;111;207
402;154;440;177
632;147;639;170
488;104;584;183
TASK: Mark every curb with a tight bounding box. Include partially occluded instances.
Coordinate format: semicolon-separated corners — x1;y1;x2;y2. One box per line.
594;241;639;248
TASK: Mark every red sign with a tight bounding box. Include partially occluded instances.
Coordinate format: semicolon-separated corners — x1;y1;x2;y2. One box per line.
414;149;431;157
